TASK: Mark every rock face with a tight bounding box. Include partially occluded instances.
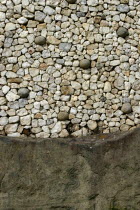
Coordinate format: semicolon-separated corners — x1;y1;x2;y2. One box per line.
0;128;140;209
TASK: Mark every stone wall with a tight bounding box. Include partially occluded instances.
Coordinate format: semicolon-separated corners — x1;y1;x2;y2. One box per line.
0;128;140;209
0;0;140;138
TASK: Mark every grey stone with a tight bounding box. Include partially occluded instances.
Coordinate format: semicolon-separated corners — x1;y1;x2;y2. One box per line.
8;101;19;110
18;88;29;98
59;43;72;52
56;59;65;65
35;11;46;22
51;122;62;133
58;112;69;121
76;12;85;17
22;10;34;19
43;6;55;15
19;99;28;108
17;17;28;24
132;81;140;91
121;103;132;114
114;76;124;90
117;4;130;13
80;59;91;69
35;36;46;45
117;27;129;38
5;23;16;31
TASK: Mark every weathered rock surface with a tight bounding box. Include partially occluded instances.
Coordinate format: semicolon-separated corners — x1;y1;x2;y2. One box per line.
0;128;140;209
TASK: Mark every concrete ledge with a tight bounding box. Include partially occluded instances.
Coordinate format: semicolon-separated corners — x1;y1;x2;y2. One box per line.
0;129;140;209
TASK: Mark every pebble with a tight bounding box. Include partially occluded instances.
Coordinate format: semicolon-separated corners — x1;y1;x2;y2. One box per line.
80;59;91;69
51;122;62;134
20;115;31;125
121;103;132;114
35;36;46;45
58;112;69;121
5;23;16;31
35;11;46;22
117;27;129;38
44;6;55;15
66;0;77;3
117;4;130;13
104;82;111;92
18;88;29;98
6;92;20;102
87;120;97;131
47;36;60;45
17;17;28;24
59;43;72;52
5;124;18;134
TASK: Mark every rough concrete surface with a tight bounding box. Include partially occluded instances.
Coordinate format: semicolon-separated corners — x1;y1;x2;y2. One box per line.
0;128;140;210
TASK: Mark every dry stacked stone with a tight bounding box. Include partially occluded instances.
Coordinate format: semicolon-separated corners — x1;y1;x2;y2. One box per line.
0;0;140;138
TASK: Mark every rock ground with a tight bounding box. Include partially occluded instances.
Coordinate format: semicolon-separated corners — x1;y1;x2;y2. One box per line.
0;0;140;138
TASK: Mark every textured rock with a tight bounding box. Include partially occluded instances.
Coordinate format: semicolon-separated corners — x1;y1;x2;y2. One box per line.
0;117;8;126
5;23;16;31
104;82;111;92
61;86;74;95
20;115;31;125
80;59;91;69
87;120;97;130
17;17;28;24
51;122;62;133
18;88;29;98
117;4;130;13
47;36;60;45
0;12;5;21
35;11;46;22
5;124;18;134
117;27;129;38
7;78;23;83
0;129;140;209
59;43;72;52
44;6;55;15
6;92;20;102
132;81;140;91
114;76;124;90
